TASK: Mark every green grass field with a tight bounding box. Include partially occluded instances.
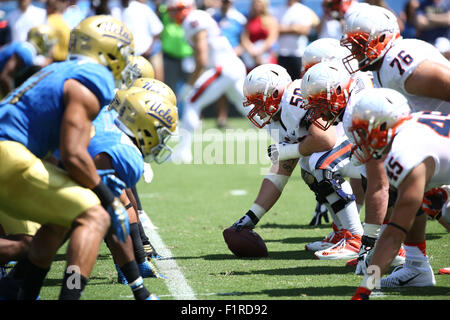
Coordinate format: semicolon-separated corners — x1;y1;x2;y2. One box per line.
38;118;449;301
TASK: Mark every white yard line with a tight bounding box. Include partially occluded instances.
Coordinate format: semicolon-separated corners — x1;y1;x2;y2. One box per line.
141;212;197;300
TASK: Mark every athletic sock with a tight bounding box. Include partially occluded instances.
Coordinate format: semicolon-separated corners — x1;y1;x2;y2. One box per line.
59;270;88;300
120;261;151;300
130;223;147;264
17;258;49;300
404;241;427;258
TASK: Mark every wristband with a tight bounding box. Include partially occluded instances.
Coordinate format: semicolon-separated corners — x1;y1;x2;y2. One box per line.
245;210;260;225
92;181;115;208
124;203;134;210
250;203;266;220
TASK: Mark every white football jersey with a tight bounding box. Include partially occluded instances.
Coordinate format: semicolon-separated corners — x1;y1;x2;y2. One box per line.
373;38;450;113
182;10;238;69
266;79;309;144
385;111;450;191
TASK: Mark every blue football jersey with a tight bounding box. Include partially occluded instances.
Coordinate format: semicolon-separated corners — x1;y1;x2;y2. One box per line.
0;58;115;158
88;108;144;188
0;42;35;70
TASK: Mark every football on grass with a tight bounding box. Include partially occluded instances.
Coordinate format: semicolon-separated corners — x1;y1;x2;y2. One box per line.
223;227;268;258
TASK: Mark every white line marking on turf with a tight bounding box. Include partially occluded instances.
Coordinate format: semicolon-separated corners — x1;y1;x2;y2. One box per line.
143;214;197;300
229;189;248;196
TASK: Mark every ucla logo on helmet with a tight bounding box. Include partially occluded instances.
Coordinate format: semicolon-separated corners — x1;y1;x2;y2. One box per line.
100;21;132;45
147;102;175;128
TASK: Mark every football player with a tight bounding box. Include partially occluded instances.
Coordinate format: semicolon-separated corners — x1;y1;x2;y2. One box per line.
0;24;57;98
0;16;133;300
166;0;248;164
98;86;178;298
230;63;365;260
340;4;450;284
301;59;408;273
348;88;449;299
300;37;365;227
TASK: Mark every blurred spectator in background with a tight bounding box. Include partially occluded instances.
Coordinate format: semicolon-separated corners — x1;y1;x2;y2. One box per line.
274;0;316;80
120;0;164;81
209;0;247;128
8;0;46;43
209;0;247;56
0;10;11;47
400;0;420;39
157;0;193;117
46;0;70;61
88;0;111;15
415;0;450;50
63;0;87;29
240;0;278;71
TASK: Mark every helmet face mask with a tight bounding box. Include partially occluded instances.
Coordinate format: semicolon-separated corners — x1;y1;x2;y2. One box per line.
243;64;292;128
341;6;400;74
346;88;411;163
109;89;178;164
120;56;155;89
69;15;134;80
301;61;352;131
166;0;194;24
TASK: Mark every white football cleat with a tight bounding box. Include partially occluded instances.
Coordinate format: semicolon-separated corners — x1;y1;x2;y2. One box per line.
305;224;343;252
391;246;406;267
380;257;436;288
314;230;361;260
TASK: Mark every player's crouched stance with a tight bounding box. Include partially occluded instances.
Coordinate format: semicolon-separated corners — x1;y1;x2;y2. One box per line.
105;86;178;299
348;88;450;299
227;64;363;260
0;15;134;300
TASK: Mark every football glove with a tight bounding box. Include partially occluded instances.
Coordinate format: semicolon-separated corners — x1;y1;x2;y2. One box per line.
107;198;130;243
267;144;279;164
421;187;448;220
97;169;127;197
355;235;376;275
351;286;371;300
232;210;260;231
309;201;329;226
268;143;301;164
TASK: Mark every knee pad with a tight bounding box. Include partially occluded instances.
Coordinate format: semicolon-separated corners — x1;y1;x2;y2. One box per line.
315;170;356;213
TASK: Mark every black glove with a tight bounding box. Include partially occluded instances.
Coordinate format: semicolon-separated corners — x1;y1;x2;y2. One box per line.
309;201;329;226
232;210;260;231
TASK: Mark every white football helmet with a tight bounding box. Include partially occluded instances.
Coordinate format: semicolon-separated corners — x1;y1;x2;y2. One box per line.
302;38;352;77
341;5;401;74
166;0;195;24
345;88;411;163
301;60;353;130
243;64;292;128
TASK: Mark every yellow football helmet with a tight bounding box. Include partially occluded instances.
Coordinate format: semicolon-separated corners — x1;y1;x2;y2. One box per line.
121;55;155;89
26;25;57;56
131;78;177;107
68;15;134;79
109;88;178;164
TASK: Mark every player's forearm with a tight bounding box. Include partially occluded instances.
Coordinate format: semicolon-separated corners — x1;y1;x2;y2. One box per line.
373;227;405;269
255;179;283;212
61;149;101;189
